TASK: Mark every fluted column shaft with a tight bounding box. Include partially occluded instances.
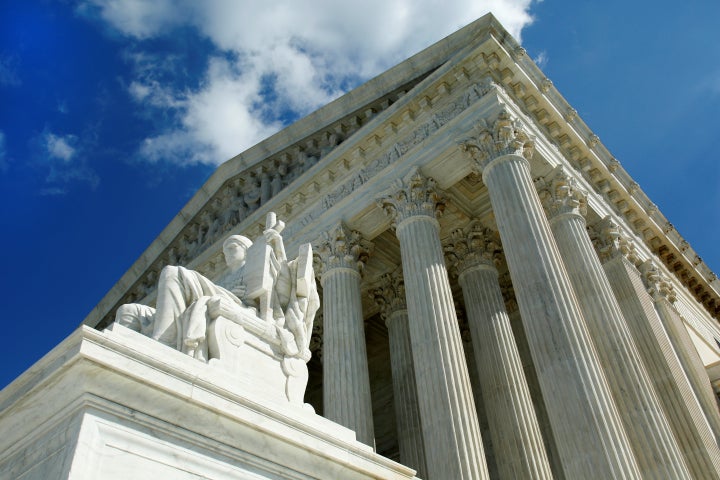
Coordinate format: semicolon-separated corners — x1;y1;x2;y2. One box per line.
396;216;487;479
458;261;553;480
371;272;427;477
386;309;428;478
641;260;720;443
541;172;691;479
461;330;501;480
656;299;720;435
379;170;489;480
317;224;374;447
464;115;640;478
599;243;720;478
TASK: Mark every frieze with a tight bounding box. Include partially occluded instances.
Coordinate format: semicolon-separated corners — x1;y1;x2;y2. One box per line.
287;78;499;236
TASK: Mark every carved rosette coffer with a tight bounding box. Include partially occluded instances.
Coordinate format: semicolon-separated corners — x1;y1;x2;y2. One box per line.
445;221;502;276
591;216;639;265
314;222;372;277
377;167;446;227
537;166;588;219
460;109;535;171
640;260;677;303
369;269;407;322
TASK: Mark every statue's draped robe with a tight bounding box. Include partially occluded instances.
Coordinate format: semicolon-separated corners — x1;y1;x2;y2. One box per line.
151;265;252;360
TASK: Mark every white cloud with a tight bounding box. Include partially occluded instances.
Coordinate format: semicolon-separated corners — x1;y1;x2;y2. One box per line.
77;0;189;39
37;131;99;192
45;133;78;162
81;0;536;165
534;50;548;68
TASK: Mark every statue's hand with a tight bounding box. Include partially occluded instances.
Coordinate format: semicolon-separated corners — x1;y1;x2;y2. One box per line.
207;295;240;321
263;228;282;244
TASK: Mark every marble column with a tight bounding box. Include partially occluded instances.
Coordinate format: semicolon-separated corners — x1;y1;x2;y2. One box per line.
446;222;554;480
640;260;720;442
592;217;720;479
316;223;375;447
378;169;489;480
460;109;640;479
459;313;501;480
370;270;427;479
537;168;691;479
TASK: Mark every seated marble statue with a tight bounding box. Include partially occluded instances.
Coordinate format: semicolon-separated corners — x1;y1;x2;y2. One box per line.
115;213;319;365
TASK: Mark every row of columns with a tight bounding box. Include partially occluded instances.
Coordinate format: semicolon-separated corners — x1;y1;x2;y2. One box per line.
313;109;720;479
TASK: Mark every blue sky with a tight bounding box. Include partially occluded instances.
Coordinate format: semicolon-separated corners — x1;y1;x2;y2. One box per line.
1;0;719;388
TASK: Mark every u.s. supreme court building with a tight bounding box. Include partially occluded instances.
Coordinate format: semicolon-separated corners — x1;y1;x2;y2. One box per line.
3;13;720;480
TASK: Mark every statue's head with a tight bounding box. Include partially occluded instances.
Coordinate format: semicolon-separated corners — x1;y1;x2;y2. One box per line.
223;235;252;269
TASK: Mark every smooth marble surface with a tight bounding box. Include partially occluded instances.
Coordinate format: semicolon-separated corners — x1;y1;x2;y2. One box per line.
0;325;417;480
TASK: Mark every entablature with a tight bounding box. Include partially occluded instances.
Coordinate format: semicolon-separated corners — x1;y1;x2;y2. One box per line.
86;15;719;333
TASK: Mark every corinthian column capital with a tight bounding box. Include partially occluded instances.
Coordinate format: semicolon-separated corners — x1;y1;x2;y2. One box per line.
377;167;446;227
315;222;372;276
590;216;639;264
640;260;677;303
444;221;501;277
536;166;588;219
460;108;535;170
369;269;407;322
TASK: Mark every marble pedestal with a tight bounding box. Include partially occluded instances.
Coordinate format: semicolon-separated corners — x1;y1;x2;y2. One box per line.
0;325;416;480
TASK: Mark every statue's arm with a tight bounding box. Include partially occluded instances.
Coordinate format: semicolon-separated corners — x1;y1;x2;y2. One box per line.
207;293;255;324
264;227;287;263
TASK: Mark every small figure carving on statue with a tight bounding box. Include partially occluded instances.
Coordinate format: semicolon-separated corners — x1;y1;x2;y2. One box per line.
114;212;320;403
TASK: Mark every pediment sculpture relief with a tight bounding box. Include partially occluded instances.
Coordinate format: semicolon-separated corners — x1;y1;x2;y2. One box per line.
113;212;320;406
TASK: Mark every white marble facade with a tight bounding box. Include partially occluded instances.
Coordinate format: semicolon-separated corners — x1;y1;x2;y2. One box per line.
3;12;720;480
